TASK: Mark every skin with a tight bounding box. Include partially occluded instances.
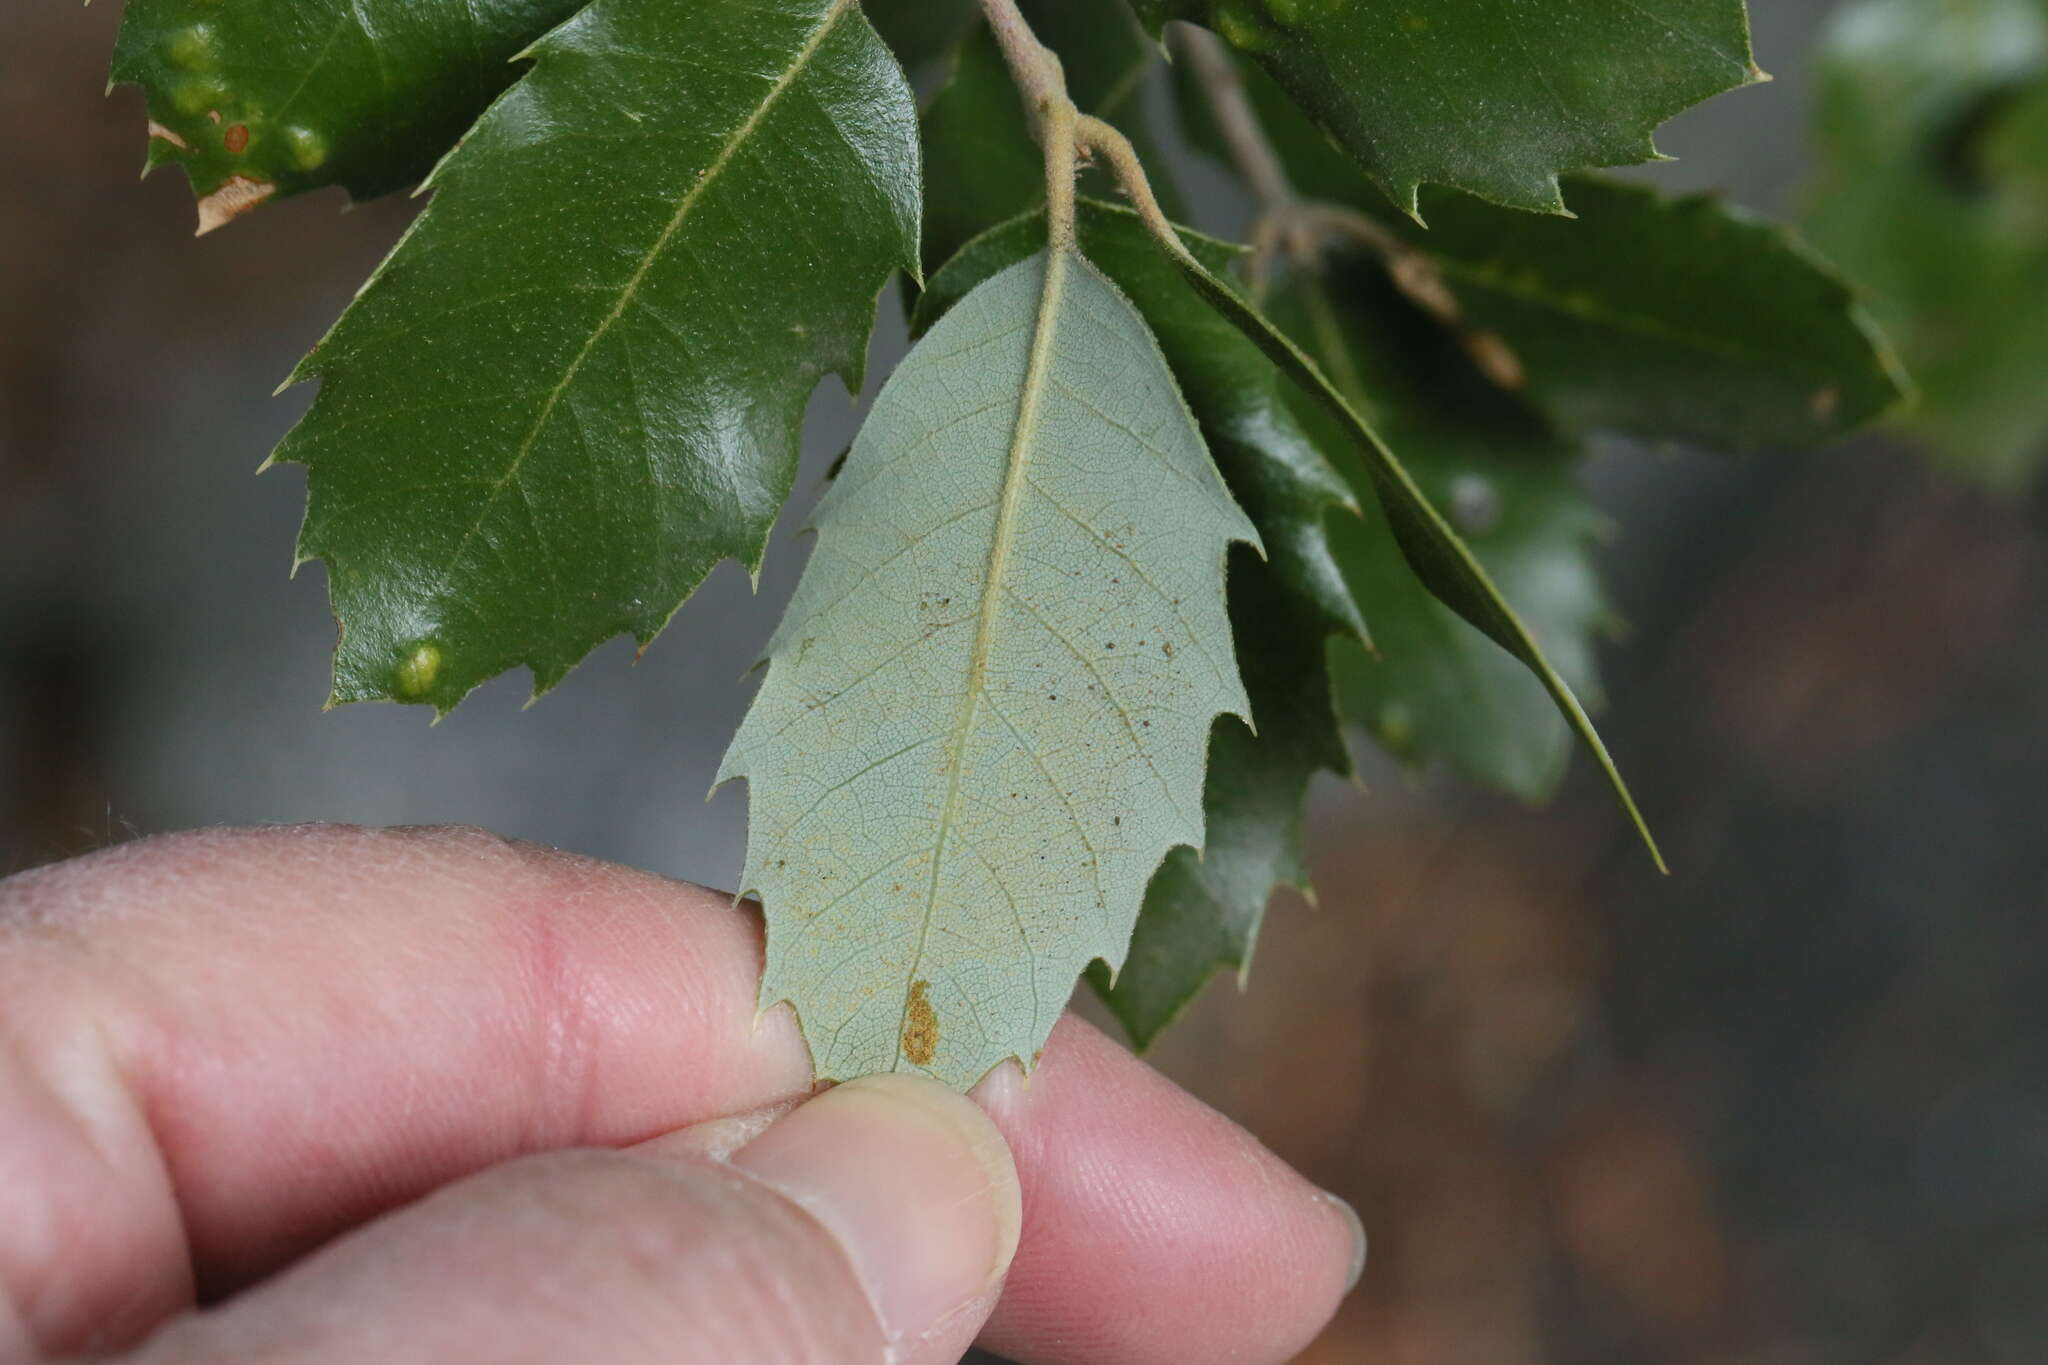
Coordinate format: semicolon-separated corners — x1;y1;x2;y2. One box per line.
0;824;1357;1364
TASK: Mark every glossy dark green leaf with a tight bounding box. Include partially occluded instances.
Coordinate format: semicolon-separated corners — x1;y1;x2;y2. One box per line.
1132;0;1761;216
919;0;1181;279
1810;0;2048;489
1276;259;1611;799
1177;52;1907;451
110;0;583;226
917;200;1357;1044
275;0;920;712
1142;213;1663;867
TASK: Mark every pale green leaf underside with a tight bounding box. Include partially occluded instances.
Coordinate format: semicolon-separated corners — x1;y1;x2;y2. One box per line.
720;251;1259;1088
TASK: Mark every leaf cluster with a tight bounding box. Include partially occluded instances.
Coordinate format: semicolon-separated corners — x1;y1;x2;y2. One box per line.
109;0;1906;1084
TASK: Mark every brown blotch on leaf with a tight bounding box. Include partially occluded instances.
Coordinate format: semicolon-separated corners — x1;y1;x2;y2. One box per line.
901;978;939;1067
1810;386;1840;422
146;120;190;151
223;123;249;155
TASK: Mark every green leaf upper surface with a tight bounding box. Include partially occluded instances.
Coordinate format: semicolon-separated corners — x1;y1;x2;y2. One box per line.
719;250;1259;1088
1278;259;1610;799
111;0;583;225
1150;223;1664;867
275;0;920;712
1810;0;2048;488
1177;53;1907;451
916;201;1356;1046
919;1;1180;280
1133;0;1761;216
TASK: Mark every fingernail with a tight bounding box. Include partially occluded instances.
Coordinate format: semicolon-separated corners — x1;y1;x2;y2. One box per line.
1327;1192;1368;1292
733;1074;1023;1343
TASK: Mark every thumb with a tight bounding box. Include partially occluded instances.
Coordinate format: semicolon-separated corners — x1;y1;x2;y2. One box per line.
113;1075;1022;1365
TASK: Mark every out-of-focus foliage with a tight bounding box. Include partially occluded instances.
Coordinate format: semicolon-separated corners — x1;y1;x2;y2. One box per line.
1173;43;1905;807
1811;0;2048;489
1177;52;1908;453
1268;259;1613;803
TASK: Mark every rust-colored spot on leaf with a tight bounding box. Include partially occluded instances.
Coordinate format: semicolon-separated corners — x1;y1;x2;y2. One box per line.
901;978;939;1067
223;123;249;155
194;174;275;235
1809;386;1840;421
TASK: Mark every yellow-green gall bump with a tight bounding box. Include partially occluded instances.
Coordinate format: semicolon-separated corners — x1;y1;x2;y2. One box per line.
170;77;227;117
1378;701;1414;750
395;643;442;699
281;125;328;172
167;24;218;70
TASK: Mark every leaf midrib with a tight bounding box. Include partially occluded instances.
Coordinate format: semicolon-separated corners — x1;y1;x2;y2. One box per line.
1429;250;1822;379
439;0;854;591
900;248;1074;1070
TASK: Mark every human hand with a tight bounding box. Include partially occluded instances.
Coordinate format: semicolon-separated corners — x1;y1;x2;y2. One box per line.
0;825;1362;1364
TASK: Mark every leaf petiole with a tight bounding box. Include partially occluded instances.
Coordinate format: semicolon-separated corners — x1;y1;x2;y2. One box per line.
977;0;1079;252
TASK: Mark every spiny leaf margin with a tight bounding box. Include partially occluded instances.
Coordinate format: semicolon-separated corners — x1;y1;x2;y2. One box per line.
1131;0;1764;217
720;247;1261;1088
272;0;921;714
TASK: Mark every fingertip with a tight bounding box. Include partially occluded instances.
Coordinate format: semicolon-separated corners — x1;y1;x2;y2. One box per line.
974;1017;1358;1365
733;1074;1021;1356
1329;1190;1368;1293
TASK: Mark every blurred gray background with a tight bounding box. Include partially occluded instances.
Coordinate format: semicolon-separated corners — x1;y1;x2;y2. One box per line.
7;1;2048;1360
